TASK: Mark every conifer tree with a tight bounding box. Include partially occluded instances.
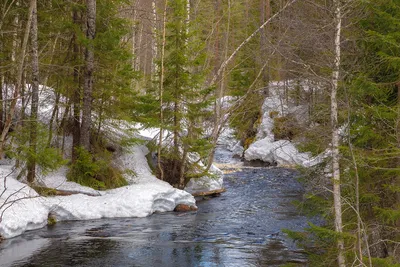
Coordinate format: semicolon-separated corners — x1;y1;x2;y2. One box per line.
153;0;211;188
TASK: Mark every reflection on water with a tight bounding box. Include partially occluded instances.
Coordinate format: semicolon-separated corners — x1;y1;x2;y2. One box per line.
0;167;311;267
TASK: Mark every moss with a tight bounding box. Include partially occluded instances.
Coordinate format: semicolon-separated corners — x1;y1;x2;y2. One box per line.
269;110;279;119
32;186;58;196
272;115;301;141
244;136;255;149
47;215;57;226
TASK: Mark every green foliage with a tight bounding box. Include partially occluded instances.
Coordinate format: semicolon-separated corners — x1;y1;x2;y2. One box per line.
67;146;127;190
137;0;213;186
371;257;400;267
9;124;66;176
374;207;400;226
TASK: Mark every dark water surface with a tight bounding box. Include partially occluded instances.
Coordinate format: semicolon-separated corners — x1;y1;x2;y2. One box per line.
0;167;310;267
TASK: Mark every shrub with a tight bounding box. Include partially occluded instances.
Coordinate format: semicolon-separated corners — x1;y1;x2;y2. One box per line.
67;146;127;190
272;115;301;141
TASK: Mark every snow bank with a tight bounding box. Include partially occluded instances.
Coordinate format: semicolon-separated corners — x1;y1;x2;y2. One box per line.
0;168;49;239
243;81;326;167
184;152;225;194
184;163;224;194
217;128;244;157
256;95;284;142
0;145;196;239
244;139;310;166
244;93;311;167
40;167;100;196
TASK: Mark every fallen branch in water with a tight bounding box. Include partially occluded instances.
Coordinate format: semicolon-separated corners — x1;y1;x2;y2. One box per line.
192;188;226;197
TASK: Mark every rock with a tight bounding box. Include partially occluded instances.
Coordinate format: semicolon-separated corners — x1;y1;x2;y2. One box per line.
47;212;57;226
174;204;198;212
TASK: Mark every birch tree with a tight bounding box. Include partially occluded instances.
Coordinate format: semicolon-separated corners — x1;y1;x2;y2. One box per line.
331;0;345;265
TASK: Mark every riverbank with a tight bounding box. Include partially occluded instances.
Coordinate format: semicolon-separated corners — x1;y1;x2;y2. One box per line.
0;145;197;239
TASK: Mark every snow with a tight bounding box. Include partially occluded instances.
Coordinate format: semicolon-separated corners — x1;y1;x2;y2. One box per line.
0;145;196;239
0;172;49;239
184;163;224;194
40;167;100;196
244;139;311;166
244;92;311;166
256;95;284;142
217;128;244;157
184;175;223;194
243;80;327;167
184;152;225;194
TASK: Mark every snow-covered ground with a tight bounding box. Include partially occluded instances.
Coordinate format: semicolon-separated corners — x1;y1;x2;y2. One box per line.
0;145;196;239
243;81;325;167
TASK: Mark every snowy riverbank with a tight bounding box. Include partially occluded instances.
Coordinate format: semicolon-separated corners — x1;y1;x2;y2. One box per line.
0;145;196;239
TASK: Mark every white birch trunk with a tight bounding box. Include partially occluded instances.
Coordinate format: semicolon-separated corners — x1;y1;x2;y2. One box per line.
11;1;19;63
151;0;158;75
331;1;346;266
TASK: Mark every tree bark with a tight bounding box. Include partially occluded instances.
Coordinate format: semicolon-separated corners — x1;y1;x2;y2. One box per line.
72;9;81;162
259;0;270;96
331;1;346;266
151;0;158;76
27;0;39;183
80;0;96;151
157;0;168;181
0;0;34;158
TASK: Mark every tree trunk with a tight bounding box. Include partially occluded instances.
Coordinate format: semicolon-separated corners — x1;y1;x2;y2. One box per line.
0;0;34;158
72;9;81;162
47;91;60;147
157;0;168;181
396;82;400;230
259;0;270;96
331;1;346;266
151;0;158;75
80;0;96;151
0;31;4;131
27;0;39;183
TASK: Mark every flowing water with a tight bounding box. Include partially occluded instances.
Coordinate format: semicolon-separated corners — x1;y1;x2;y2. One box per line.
0;150;312;267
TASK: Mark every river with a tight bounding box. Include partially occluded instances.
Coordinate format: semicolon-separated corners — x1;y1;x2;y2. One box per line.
0;152;311;266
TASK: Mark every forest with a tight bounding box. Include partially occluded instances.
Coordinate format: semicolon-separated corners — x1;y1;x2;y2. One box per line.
0;0;400;266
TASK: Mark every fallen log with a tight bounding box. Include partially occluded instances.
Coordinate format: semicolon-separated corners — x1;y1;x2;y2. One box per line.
33;186;100;197
191;188;226;197
51;189;100;197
